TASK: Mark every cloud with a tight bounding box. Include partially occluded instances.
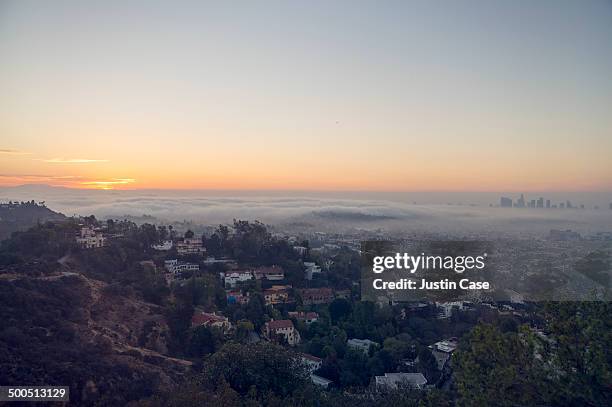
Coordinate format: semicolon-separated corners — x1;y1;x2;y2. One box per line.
39;158;109;163
80;178;136;189
0;149;31;155
0;174;83;181
0;187;610;235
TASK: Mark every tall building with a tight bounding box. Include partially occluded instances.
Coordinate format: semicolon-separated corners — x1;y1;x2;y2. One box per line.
500;197;513;207
566;200;572;209
515;194;526;208
546;199;551;208
530;199;536;208
536;197;544;208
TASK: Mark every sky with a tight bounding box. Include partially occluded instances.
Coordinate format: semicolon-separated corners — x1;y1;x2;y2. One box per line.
1;0;611;191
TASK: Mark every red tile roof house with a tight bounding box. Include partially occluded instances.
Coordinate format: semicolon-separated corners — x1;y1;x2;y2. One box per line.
254;265;285;281
288;311;319;324
301;353;323;373
298;287;334;305
263;319;301;346
191;312;231;331
263;285;293;305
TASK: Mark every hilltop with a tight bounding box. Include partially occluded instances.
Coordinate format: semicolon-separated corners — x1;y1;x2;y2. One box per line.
0;200;66;240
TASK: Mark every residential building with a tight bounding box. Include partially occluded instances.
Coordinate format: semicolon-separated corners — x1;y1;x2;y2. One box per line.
301;353;322;373
223;271;254;288
347;338;378;354
293;246;308;256
288;311;319;324
375;373;427;390
151;240;173;251
76;226;106;249
304;262;322;280
191;312;231;331
164;259;199;275
299;287;334;305
264;320;300;346
264;285;292;305
254;265;285;281
436;301;468;319
429;338;458;353
176;237;206;255
310;374;333;388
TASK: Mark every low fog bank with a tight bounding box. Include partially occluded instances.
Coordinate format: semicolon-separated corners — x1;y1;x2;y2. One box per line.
1;185;611;236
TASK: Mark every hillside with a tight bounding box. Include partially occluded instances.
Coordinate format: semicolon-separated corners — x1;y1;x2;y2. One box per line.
0;201;66;240
0;256;191;405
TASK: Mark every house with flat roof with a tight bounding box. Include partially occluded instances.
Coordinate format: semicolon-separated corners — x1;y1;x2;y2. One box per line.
311;374;333;388
429;338;459;353
304;262;322;280
151;240;173;251
76;226;106;249
223;270;254;288
164;259;199;275
375;372;427;390
347;338;378;354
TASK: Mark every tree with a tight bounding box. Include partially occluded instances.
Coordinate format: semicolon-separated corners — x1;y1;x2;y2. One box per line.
233;320;254;343
453;324;549;406
188;326;222;358
417;346;439;384
202;342;309;398
544;302;611;406
329;298;351;324
165;302;194;355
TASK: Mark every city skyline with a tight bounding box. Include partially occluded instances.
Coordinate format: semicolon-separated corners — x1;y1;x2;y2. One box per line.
2;1;612;191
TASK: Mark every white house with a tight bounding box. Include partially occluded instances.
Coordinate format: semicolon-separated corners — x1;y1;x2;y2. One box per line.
165;259;199;275
76;226;106;249
375;373;427;390
224;271;254;288
152;240;173;251
347;338;378;354
436;301;468;319
311;374;333;388
304;261;322;280
429;338;458;353
301;354;323;373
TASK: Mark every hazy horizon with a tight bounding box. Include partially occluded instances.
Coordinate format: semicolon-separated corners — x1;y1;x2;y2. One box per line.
2;184;611;236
